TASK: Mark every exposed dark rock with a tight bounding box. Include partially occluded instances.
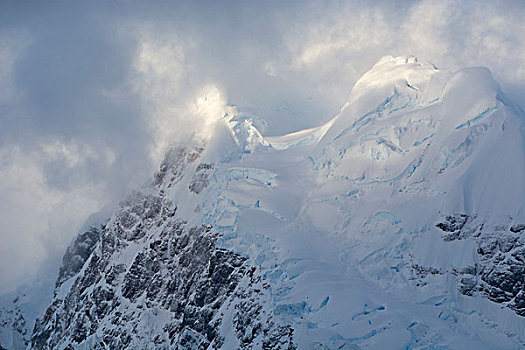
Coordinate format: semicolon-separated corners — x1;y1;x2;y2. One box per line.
433;214;525;316
436;214;468;233
56;227;101;290
154;145;204;188
435;214;471;241
29;143;296;349
113;192;173;242
31;213;294;349
189;163;214;194
0;296;29;348
412;264;441;279
510;224;525;233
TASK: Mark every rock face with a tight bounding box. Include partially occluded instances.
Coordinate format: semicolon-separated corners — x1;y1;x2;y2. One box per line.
189;163;214;194
433;215;525;315
0;276;54;350
55;227;101;290
0;297;28;349
30;144;295;350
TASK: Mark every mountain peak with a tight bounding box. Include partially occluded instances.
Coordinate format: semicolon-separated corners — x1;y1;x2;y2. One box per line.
4;56;525;350
346;55;440;107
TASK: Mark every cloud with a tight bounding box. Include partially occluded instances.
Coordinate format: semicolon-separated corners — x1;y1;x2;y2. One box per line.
270;0;525;111
0;18;230;292
127;29;227;163
402;0;525;82
0;144;108;290
0;0;523;293
0;30;30;104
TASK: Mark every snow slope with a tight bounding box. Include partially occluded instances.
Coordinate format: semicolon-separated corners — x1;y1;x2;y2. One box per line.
0;276;54;350
199;56;525;349
3;55;525;349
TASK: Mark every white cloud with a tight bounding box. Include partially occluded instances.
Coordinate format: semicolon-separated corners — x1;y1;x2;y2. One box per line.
42;139;115;169
401;0;525;81
267;0;525;114
0;21;232;293
0;145;108;292
132;39;186;104
128;29;227;164
400;0;454;61
0;0;523;294
0;30;123;291
0;29;30;104
289;8;392;70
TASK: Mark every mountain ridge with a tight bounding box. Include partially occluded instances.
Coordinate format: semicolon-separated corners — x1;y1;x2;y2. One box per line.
2;55;525;349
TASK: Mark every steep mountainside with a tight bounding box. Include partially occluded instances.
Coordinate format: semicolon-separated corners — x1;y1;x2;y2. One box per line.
2;55;525;349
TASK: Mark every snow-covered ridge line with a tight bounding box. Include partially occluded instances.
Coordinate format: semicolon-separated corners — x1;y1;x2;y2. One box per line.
2;55;525;349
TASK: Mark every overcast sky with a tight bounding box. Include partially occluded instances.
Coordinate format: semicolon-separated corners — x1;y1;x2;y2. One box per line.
0;0;524;293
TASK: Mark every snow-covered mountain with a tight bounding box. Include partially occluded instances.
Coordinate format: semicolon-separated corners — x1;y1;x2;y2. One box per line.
2;55;525;349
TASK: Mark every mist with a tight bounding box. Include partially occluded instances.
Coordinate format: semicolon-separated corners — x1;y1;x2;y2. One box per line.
0;0;524;293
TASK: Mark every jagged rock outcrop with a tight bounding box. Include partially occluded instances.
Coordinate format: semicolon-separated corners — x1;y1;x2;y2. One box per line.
0;296;28;348
432;215;525;315
56;227;101;290
189;163;214;194
30;144;295;350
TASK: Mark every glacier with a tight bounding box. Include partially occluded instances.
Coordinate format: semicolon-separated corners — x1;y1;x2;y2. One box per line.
2;55;525;349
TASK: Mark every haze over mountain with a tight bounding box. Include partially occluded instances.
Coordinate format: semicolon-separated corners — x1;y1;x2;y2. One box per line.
1;1;525;349
1;1;525;295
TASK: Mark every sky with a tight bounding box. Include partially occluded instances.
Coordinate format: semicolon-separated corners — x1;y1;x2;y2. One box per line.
0;0;524;293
